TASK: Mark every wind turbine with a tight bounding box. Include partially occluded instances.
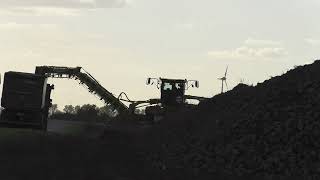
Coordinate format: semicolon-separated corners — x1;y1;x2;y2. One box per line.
218;66;229;93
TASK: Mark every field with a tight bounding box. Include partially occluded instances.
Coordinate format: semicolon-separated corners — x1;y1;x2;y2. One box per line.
1;60;320;180
0;126;152;180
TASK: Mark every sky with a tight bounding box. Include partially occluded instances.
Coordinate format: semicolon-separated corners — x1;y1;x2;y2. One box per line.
0;0;319;109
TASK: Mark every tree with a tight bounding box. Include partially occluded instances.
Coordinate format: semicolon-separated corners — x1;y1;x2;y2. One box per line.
74;105;81;114
49;104;58;116
51;104;111;122
77;104;100;122
63;105;75;114
99;105;114;116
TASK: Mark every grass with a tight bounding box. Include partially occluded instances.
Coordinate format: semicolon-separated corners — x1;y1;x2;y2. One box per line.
0;128;45;141
47;119;106;137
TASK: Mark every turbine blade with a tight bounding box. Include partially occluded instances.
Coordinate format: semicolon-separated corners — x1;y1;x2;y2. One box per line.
225;66;228;77
225;81;229;90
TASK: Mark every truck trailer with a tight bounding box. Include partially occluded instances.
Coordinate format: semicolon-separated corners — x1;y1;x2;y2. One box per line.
0;72;53;130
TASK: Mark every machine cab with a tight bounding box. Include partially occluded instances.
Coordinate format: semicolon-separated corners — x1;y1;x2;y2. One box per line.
160;78;187;107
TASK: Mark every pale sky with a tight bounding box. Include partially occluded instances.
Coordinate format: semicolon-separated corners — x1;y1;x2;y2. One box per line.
0;0;319;109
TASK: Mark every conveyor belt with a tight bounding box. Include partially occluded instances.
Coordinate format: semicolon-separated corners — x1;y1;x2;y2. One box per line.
35;66;128;116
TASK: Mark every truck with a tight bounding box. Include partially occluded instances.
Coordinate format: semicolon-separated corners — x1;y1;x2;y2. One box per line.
0;72;53;130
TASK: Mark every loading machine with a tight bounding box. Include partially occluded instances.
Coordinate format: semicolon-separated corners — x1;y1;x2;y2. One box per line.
119;77;206;121
0;66;208;130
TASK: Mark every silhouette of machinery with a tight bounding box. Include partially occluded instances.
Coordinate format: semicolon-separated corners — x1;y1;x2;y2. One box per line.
120;78;206;121
0;66;207;130
0;72;54;130
35;66;206;121
35;66;128;116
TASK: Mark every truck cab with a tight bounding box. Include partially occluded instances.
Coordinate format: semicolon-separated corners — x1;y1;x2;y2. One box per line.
160;78;187;107
145;77;199;122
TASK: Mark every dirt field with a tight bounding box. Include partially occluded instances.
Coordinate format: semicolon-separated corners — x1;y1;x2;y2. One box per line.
47;119;105;137
0;128;157;180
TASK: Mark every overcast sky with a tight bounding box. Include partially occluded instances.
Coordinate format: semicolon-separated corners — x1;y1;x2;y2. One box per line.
0;0;319;108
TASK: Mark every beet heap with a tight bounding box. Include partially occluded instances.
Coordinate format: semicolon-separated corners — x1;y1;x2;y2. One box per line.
142;60;320;179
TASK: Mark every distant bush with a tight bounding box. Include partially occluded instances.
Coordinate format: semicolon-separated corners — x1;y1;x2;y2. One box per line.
50;104;112;122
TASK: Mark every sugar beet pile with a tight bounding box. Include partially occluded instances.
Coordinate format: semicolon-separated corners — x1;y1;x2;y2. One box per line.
137;60;320;179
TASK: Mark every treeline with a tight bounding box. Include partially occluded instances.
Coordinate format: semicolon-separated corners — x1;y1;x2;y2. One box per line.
49;104;114;122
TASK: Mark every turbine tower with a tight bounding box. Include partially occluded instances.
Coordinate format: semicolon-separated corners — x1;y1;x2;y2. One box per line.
218;66;229;93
